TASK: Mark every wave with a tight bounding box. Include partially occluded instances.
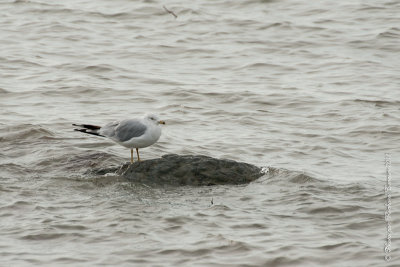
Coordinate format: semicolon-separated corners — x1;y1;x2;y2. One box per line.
377;27;400;39
81;64;115;73
353;98;400;107
0;124;54;142
235;62;297;71
0;88;10;94
263;167;321;184
0;162;26;177
306;205;361;214
0;57;43;68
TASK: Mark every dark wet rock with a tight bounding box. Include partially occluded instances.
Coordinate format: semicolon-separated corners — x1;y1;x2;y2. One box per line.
116;154;263;186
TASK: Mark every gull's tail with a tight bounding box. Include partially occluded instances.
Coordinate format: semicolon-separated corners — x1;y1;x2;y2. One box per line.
73;124;105;137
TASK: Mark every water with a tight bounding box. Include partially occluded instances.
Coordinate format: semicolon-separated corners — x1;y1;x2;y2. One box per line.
1;0;399;265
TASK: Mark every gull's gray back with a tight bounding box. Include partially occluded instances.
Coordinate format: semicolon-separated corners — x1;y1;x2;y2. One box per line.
101;119;147;142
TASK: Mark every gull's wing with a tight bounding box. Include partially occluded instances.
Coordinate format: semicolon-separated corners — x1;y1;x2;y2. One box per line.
101;119;147;142
116;119;147;142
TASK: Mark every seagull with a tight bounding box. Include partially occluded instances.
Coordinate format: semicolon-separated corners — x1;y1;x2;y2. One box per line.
73;114;165;163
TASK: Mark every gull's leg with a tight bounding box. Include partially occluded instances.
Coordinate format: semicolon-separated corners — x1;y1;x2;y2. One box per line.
130;149;134;164
136;148;141;162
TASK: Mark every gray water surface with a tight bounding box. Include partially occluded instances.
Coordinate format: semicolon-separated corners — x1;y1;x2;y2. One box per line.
1;0;399;266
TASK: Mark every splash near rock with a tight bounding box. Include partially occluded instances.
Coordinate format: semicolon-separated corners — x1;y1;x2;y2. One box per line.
117;154;263;186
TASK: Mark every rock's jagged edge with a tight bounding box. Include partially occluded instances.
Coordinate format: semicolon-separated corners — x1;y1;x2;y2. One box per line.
117;154;263;186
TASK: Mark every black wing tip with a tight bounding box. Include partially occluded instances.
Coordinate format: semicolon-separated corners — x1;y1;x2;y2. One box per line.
72;123;101;130
73;128;105;137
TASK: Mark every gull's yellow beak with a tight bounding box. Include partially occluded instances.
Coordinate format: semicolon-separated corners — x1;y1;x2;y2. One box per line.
159;120;166;125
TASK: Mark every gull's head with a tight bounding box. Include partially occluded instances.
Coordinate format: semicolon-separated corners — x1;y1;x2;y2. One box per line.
145;114;166;125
